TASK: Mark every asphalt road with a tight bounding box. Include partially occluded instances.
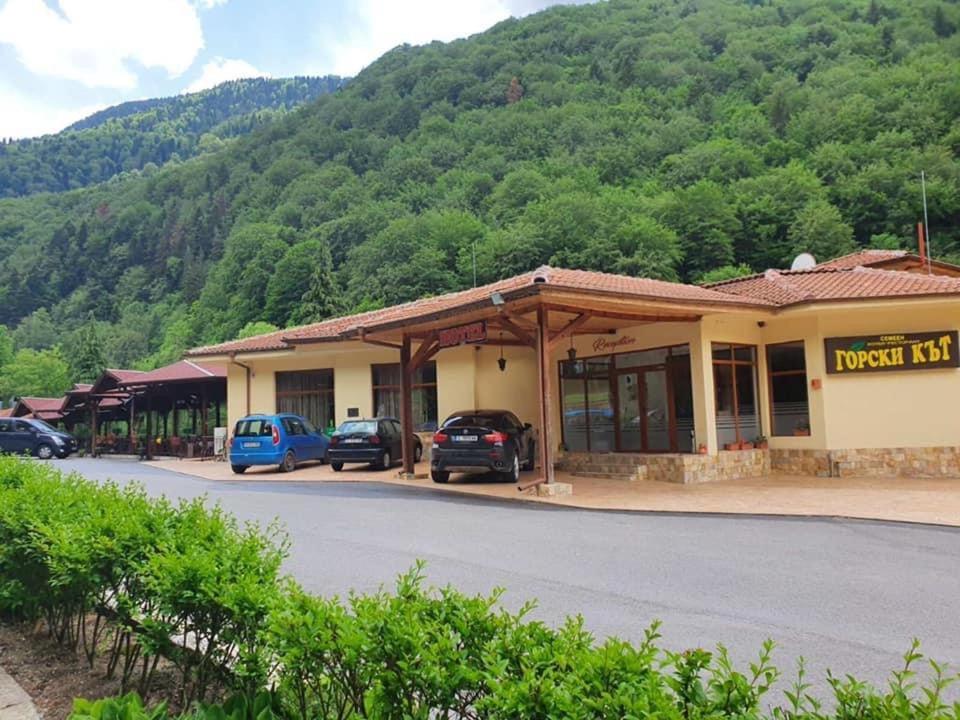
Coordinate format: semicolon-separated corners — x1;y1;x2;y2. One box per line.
59;457;960;699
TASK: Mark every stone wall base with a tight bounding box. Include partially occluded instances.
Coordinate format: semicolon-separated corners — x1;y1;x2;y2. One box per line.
558;450;769;485
770;447;960;478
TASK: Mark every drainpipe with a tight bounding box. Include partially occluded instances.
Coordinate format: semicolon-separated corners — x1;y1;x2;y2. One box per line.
228;353;252;416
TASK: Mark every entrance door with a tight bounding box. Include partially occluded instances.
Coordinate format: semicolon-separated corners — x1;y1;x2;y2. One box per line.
615;367;672;452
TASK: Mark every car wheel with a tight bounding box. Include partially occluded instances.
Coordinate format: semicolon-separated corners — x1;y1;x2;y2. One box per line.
36;443;54;460
279;450;296;473
231;464;248;474
501;451;520;483
431;470;449;484
414;442;422;463
523;441;536;471
380;450;392;471
331;461;343;472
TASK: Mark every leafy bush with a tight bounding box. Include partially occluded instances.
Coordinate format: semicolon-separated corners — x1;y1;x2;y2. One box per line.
2;457;957;720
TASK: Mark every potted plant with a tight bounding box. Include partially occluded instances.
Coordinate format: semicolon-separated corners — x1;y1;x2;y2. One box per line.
724;441;739;451
793;419;810;436
753;435;768;449
739;440;754;450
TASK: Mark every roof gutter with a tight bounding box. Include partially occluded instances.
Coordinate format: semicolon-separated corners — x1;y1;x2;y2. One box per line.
228;353;252;417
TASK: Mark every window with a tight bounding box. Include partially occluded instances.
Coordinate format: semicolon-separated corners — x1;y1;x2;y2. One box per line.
282;416;307;436
767;341;810;436
371;361;438;432
276;370;335;431
712;343;760;447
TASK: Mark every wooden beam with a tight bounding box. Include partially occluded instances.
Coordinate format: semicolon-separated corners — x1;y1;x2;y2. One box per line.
496;314;536;348
541;302;700;323
409;332;439;371
359;329;402;350
399;335;415;476
548;313;590;352
536;306;555;484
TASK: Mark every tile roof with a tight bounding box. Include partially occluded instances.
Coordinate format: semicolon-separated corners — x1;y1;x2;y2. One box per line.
188;266;770;357
812;249;909;270
105;369;148;383
118;360;227;386
188;260;960;358
18;396;66;413
708;266;960;306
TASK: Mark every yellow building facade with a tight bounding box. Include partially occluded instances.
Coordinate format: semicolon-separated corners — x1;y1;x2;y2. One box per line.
192;252;960;483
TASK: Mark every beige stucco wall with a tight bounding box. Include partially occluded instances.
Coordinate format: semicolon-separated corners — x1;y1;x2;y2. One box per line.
208;299;960;456
809;301;960;449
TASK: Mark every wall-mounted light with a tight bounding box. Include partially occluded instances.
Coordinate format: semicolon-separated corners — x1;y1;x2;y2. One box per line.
567;334;576;361
491;291;505;307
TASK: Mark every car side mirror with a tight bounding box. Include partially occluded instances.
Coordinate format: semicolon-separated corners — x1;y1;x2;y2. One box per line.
523;423;533;431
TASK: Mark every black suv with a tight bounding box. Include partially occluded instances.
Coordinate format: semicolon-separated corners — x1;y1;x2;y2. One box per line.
431;410;535;484
327;417;423;471
0;417;77;459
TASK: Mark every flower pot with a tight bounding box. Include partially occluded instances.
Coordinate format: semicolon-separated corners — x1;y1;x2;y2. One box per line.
793;429;810;437
724;442;738;451
698;443;708;454
757;441;768;450
739;441;754;450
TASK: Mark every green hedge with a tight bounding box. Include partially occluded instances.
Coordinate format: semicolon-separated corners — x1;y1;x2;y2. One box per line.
0;458;956;720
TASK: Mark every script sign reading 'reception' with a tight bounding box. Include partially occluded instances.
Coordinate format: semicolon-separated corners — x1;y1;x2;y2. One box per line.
825;331;960;374
438;321;487;348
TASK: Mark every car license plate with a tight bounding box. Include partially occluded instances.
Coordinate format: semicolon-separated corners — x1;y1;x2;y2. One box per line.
343;438;363;444
242;441;259;448
453;435;478;442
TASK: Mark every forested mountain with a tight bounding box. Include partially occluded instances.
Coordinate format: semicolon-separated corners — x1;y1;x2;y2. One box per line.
0;0;958;389
0;76;346;197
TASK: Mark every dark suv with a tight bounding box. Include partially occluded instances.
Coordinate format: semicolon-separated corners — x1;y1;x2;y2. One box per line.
327;417;423;471
0;417;77;459
431;410;535;484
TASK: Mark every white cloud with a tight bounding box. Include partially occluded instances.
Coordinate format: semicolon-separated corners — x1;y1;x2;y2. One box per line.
194;0;228;7
322;0;512;77
186;57;269;93
0;0;205;89
0;83;105;139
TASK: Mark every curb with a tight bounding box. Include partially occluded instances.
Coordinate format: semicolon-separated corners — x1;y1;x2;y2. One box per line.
0;667;39;720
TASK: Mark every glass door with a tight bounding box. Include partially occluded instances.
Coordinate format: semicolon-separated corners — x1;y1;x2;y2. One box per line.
643;368;671;451
616;372;642;451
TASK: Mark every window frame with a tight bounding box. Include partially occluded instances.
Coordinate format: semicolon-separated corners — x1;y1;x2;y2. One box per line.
711;342;760;445
765;340;810;437
275;370;335;431
371;361;438;431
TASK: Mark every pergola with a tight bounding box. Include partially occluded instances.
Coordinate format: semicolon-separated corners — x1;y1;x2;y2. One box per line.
276;266;765;488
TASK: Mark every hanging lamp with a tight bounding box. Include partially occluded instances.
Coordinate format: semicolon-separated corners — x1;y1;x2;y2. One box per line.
498;331;507;372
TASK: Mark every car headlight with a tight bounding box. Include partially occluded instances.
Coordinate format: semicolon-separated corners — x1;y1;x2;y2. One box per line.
51;436;65;445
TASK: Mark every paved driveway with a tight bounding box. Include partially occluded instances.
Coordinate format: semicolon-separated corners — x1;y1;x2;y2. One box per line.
59;457;960;698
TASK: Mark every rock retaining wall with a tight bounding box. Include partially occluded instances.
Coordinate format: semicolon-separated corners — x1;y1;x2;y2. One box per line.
771;447;960;478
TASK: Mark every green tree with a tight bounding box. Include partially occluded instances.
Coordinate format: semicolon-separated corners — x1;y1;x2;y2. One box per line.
291;239;344;325
656;181;738;280
265;239;342;327
0;348;72;401
0;326;13;369
238;321;279;339
68;315;107;384
697;264;754;284
788;199;858;261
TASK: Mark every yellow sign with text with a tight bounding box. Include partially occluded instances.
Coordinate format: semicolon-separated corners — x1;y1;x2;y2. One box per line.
824;331;960;374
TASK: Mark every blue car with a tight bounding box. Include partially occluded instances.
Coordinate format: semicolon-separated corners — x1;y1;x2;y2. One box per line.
229;414;330;474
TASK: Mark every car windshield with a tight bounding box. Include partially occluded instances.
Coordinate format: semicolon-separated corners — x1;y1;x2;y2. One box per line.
337;421;377;434
235;418;273;437
444;414;511;431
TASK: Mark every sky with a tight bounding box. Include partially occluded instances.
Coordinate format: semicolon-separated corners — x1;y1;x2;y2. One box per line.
0;0;584;140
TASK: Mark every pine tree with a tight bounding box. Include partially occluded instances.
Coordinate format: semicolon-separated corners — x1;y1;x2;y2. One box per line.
71;315;107;384
291;240;344;325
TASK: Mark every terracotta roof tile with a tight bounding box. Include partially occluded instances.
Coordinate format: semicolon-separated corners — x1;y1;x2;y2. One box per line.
118;360;226;386
711;266;960;306
18;396;66;412
813;249;909;270
188;266;769;357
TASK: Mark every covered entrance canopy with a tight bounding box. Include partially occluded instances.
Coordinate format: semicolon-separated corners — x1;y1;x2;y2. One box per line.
270;266;772;485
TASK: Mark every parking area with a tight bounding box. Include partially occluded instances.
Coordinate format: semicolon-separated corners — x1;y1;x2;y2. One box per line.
145;458;960;527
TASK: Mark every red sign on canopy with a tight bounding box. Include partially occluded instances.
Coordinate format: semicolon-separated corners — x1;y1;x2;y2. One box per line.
438;321;487;348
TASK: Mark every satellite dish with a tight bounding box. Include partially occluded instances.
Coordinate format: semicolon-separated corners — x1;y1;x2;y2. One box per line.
790;252;817;271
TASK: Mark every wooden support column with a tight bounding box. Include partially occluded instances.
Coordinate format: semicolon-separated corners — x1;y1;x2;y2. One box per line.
214;399;221;428
145;395;153;460
536;306;556;484
399;334;415;476
90;403;98;455
172;404;179;437
201;386;209;436
129;397;136;449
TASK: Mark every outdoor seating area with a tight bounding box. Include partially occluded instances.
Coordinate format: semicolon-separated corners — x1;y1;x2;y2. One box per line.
10;360;226;459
